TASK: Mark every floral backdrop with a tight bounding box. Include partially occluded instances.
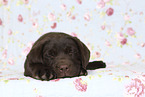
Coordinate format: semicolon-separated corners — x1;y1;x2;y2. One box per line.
0;0;145;97
0;0;145;68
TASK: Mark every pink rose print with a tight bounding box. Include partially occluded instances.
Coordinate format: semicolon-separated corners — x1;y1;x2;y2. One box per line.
18;14;23;22
67;12;72;17
101;25;105;30
51;79;60;82
2;0;8;5
84;13;91;21
23;47;31;55
32;20;38;28
106;8;114;16
2;49;7;59
141;43;145;47
23;0;29;4
61;4;67;11
104;0;110;3
48;13;56;21
23;42;33;55
125;78;145;97
8;58;14;65
117;32;127;45
140;12;143;15
0;18;2;26
124;15;130;21
135;53;141;59
76;0;82;4
117;32;125;41
51;22;57;29
120;38;127;45
71;32;78;37
127;27;136;36
71;15;76;20
36;96;43;97
97;0;105;8
8;30;12;35
105;40;112;47
95;51;101;58
8;78;19;80
74;78;88;92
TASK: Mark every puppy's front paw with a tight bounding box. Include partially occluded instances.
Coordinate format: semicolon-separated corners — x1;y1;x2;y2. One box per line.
80;68;88;76
33;67;57;80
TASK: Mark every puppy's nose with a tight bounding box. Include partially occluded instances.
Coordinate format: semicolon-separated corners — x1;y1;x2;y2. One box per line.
58;65;69;72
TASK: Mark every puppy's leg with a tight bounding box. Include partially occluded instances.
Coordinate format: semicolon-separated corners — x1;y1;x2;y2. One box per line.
24;64;56;81
79;68;88;76
86;61;106;70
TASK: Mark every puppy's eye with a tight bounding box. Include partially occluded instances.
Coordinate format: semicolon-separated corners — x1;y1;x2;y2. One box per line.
65;47;73;55
68;50;73;55
48;50;56;58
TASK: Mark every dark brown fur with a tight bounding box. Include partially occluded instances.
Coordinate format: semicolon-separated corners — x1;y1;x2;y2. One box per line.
24;32;106;80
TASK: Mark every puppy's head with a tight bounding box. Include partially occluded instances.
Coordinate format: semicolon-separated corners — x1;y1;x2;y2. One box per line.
43;37;82;77
27;32;90;78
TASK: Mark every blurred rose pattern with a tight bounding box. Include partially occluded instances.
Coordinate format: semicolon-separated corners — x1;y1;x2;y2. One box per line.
0;0;145;96
125;78;145;97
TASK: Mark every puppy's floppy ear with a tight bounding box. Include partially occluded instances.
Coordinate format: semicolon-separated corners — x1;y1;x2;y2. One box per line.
27;35;49;64
27;43;44;64
72;37;90;69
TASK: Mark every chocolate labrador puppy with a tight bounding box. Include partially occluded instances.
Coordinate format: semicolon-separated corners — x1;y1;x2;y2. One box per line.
24;32;106;80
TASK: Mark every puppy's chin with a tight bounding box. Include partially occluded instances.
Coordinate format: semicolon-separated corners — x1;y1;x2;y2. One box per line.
57;73;69;78
56;71;80;78
57;74;78;78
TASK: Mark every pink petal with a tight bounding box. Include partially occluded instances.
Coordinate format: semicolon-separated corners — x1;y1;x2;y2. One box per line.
74;78;87;92
120;38;127;45
126;78;145;96
76;0;82;4
71;32;78;37
48;13;56;21
8;30;12;35
135;53;141;59
95;52;101;58
32;20;38;28
8;78;19;80
124;15;130;21
2;50;7;59
127;27;135;36
104;0;111;3
23;0;29;4
141;43;145;47
51;79;60;82
97;0;105;8
61;4;67;11
106;8;114;16
18;14;23;22
84;13;91;21
105;40;111;47
67;12;72;17
0;18;2;26
23;47;31;55
139;12;143;15
117;32;125;41
23;42;33;55
51;22;57;29
101;25;105;30
71;15;76;20
2;0;8;5
8;58;14;65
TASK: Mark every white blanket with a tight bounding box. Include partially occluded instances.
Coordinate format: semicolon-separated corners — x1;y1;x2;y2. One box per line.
1;63;145;97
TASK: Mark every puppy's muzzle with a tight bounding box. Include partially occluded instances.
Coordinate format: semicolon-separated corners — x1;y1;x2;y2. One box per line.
54;58;73;77
56;64;70;73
